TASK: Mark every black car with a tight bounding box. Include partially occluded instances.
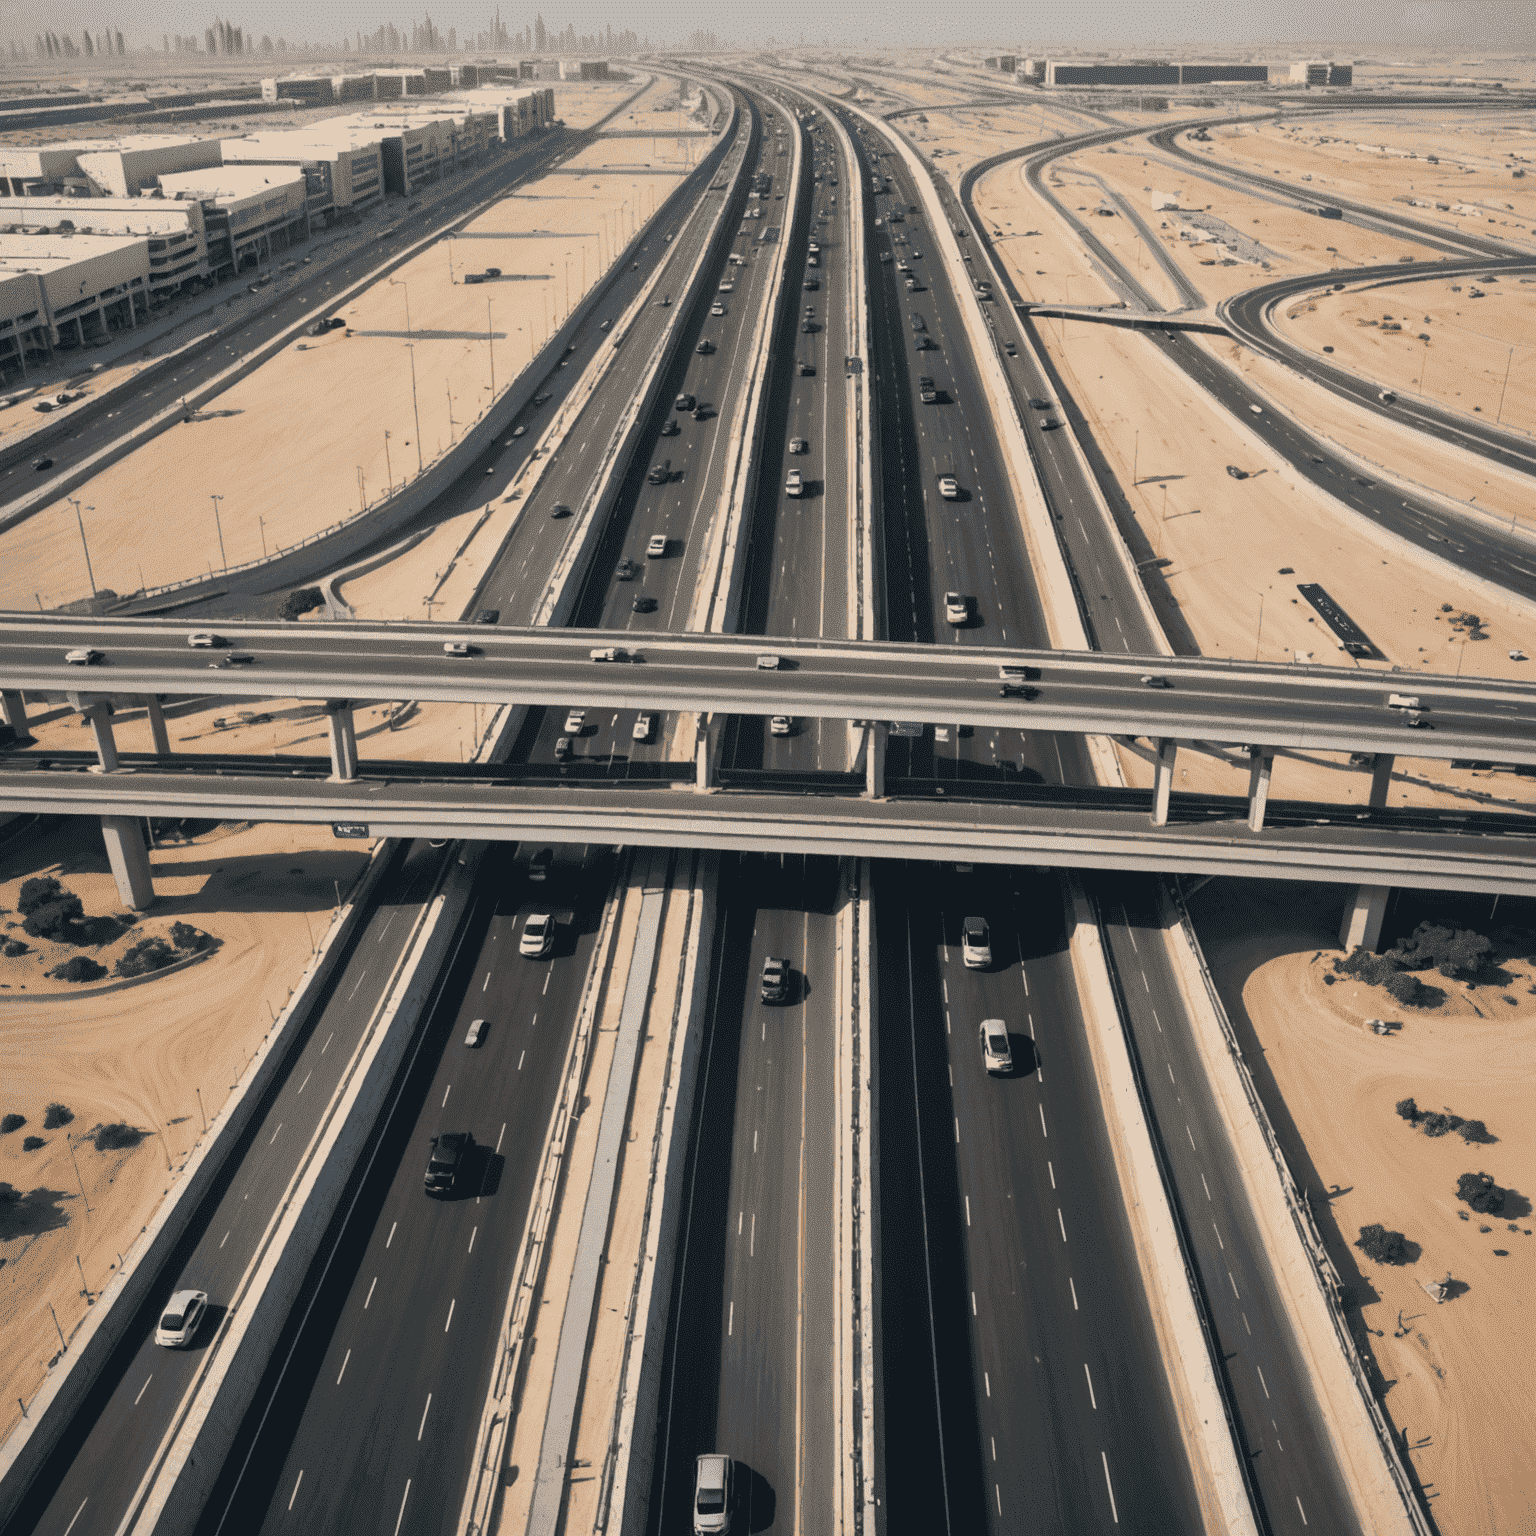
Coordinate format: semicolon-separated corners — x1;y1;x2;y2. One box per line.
661;418;680;437
648;460;671;484
32;456;53;472
632;595;658;613
675;392;696;412
549;502;573;518
692;405;711;421
424;1130;472;1194
760;956;790;1003
801;320;818;333
474;608;500;624
696;339;715;355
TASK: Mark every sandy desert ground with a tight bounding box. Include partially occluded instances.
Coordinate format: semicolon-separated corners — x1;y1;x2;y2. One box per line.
0;817;372;1437
1191;878;1535;1536
0;79;713;611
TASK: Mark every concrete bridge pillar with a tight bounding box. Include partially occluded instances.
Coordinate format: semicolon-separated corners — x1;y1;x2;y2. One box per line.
1339;885;1390;953
1245;748;1275;833
1369;753;1395;809
1150;738;1177;826
694;714;716;791
325;701;358;781
145;696;172;757
864;723;887;800
82;701;119;773
1;689;27;736
101;815;154;910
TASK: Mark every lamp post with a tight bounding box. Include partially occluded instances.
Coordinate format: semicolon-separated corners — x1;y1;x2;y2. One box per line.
209;494;227;572
258;515;267;558
1496;345;1515;424
67;499;97;597
487;299;495;396
390;276;412;338
383;430;393;490
405;343;423;473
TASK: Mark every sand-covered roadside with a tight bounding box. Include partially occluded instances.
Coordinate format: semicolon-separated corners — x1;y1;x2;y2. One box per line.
0;817;371;1438
1275;276;1536;440
1190;879;1535;1536
0;96;713;613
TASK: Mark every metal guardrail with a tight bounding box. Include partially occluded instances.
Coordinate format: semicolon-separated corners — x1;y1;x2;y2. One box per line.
1167;876;1436;1536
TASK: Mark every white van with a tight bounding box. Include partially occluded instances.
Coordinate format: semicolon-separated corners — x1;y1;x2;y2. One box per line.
693;1454;732;1534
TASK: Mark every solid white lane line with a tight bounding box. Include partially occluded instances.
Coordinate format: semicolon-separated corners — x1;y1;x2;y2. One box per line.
134;1375;153;1406
1058;1208;1068;1242
417;1393;432;1441
336;1348;350;1385
1069;1276;1079;1311
62;1499;88;1536
365;1276;377;1309
468;1226;477;1254
1084;1363;1097;1410
393;1480;412;1536
1102;1453;1119;1524
288;1470;304;1511
386;1221;397;1248
444;1298;455;1332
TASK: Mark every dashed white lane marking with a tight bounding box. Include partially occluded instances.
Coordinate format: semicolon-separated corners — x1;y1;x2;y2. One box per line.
288;1470;304;1511
965;1195;971;1227
1213;1221;1225;1250
496;1122;506;1154
1047;1161;1056;1189
1102;1453;1119;1524
444;1298;455;1332
297;1071;312;1095
954;1117;960;1143
62;1500;88;1536
393;1480;412;1536
1084;1362;1098;1409
417;1392;432;1441
1201;1174;1212;1201
728;1300;734;1336
984;1371;991;1397
1058;1208;1068;1242
336;1348;350;1385
441;1084;451;1107
220;1230;230;1249
269;1123;283;1145
518;1050;526;1071
365;1276;377;1309
386;1221;397;1248
971;1292;977;1315
1069;1276;1079;1310
1039;1105;1048;1138
1166;1063;1176;1085
468;1226;477;1254
1229;1270;1241;1299
1295;1496;1308;1526
134;1375;153;1405
1186;1124;1196;1151
1256;1365;1270;1400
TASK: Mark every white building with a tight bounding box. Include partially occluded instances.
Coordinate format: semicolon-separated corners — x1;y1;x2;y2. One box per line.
0;231;150;374
220;130;386;219
0;194;209;291
156;165;308;274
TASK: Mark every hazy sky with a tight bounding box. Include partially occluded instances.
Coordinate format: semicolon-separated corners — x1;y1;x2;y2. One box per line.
5;0;1530;54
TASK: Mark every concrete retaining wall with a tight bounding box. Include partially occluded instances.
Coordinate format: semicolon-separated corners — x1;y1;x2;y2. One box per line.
0;836;399;1527
139;843;487;1533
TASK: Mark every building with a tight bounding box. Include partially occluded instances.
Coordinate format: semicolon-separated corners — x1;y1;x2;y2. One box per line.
156;164;308;275
0;194;209;291
1043;60;1268;87
261;74;335;106
0;231;150;373
984;55;1018;73
1179;63;1269;85
220;130;386;219
0;145;88;197
1288;61;1353;86
0;135;220;198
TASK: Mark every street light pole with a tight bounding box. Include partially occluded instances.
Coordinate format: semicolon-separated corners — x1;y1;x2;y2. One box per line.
383;430;393;489
406;344;423;472
209;494;227;572
1496;345;1515;424
488;299;495;396
67;499;97;597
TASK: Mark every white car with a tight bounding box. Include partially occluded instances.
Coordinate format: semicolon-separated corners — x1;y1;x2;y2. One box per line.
520;913;554;958
632;713;655;742
563;708;586;735
589;646;627;663
443;641;472;657
186;631;222;649
64;647;101;665
962;916;991;970
718;279;735;292
756;653;781;670
789;437;808;454
944;592;971;625
464;1017;487;1047
785;469;803;497
155;1288;208;1348
937;475;959;499
770;715;793;736
979;1019;1012;1075
646;534;668;559
710;302;726;316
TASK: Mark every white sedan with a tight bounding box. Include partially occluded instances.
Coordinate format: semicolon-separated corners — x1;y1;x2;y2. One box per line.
937;475;959;500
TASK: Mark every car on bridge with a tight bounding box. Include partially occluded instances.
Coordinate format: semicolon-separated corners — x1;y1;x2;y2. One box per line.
186;631;223;648
648;460;671;484
647;534;669;558
980;1020;1012;1075
549;502;573;519
675;392;696;412
789;437;808;454
661;418;680;437
616;558;640;581
564;708;587;734
632;595;658;613
697;339;716;355
785;468;804;497
710;301;727;316
962;917;992;970
443;641;473;658
425;1131;472;1194
520;913;555;958
944;592;972;625
760;956;790;1003
154;1288;209;1349
770;715;794;736
633;713;655;742
937;475;959;499
474;609;500;624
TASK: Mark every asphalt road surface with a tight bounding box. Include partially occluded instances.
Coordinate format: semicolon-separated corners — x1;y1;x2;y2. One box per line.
197;844;615;1536
9;840;454;1536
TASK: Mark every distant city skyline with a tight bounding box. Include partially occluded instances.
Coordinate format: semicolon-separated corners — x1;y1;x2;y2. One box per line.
0;0;1528;57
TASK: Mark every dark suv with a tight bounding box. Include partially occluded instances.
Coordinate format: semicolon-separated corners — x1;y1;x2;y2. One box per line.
425;1131;472;1195
760;956;790;1004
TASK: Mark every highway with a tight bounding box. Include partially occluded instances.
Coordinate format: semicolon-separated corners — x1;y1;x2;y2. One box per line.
198;843;615;1536
7;840;456;1536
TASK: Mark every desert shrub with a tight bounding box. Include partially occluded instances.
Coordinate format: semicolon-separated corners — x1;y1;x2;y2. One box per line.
1389;921;1492;978
1456;1171;1506;1215
1383;971;1435;1007
0;1182;18;1206
22;1135;43;1151
16;877;66;915
0;1113;24;1134
1356;1224;1411;1265
1419;1111;1463;1139
1395;1097;1421;1123
42;1102;73;1129
23;891;84;942
279;585;324;621
115;937;175;979
1458;1119;1494;1145
91;1122;145;1152
169;921;213;953
49;955;106;983
2;939;28;957
1335;947;1403;986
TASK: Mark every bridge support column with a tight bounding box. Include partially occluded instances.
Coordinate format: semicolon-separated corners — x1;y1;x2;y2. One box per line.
1245;748;1274;833
1369;753;1395;809
864;723;887;800
1339;885;1390;953
145;696;171;757
83;701;119;772
1;688;27;736
694;715;715;791
325;701;358;781
1150;738;1177;826
101;815;154;910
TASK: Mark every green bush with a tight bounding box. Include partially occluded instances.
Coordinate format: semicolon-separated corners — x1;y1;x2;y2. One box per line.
91;1122;145;1152
279;585;325;621
1356;1224;1411;1265
0;1113;24;1134
1456;1171;1505;1215
42;1102;73;1129
115;937;176;979
49;955;106;983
